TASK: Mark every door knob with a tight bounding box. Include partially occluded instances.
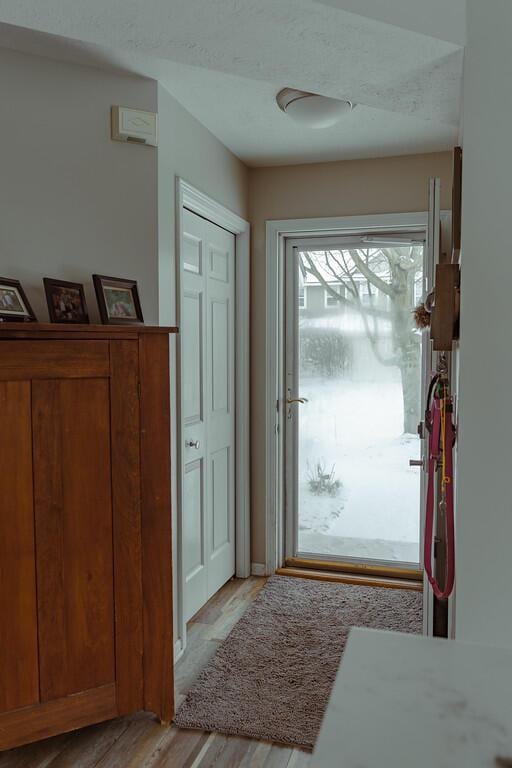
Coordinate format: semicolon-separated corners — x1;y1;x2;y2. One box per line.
186;439;200;449
286;397;309;405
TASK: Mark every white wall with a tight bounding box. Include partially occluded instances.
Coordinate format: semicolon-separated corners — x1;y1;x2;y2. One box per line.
157;82;248;327
455;0;512;648
0;47;159;322
155;83;248;649
0;46;249;651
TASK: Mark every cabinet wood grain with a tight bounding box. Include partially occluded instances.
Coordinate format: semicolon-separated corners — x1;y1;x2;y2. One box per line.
110;340;143;715
0;382;39;713
0;685;117;751
139;333;174;723
33;378;116;701
0;325;176;751
0;340;109;380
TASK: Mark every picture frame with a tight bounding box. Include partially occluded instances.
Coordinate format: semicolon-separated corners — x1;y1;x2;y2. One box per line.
43;278;89;324
93;274;144;325
0;277;37;322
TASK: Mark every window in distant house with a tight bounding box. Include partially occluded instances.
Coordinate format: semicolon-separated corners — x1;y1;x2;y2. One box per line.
414;275;424;305
299;286;306;309
325;287;342;308
360;282;373;305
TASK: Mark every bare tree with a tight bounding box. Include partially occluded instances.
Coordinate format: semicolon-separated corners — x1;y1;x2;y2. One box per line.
300;247;422;434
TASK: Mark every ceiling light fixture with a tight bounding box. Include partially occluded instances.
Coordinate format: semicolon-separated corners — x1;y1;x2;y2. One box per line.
276;88;354;129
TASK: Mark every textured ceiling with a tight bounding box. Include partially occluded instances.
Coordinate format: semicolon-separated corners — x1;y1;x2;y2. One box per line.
149;60;458;166
314;0;466;45
0;0;464;165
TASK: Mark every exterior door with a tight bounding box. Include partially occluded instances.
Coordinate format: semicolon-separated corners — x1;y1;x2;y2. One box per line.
284;229;432;572
181;208;235;622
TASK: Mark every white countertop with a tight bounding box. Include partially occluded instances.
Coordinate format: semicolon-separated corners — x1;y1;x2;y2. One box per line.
312;628;512;768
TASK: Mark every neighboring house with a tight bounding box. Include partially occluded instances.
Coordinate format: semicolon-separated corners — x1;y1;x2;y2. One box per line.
299;262;424;318
300;275;390;317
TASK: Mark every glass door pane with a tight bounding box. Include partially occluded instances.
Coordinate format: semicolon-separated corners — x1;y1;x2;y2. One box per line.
291;243;424;566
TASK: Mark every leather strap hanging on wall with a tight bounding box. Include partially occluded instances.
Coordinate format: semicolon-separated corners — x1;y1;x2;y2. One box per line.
424;371;456;599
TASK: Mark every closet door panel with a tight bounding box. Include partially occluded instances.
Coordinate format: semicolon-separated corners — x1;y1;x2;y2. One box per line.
0;381;39;712
33;378;115;702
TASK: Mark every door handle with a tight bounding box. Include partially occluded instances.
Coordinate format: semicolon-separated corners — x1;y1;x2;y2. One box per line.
186;439;200;449
409;459;425;469
286;397;309;405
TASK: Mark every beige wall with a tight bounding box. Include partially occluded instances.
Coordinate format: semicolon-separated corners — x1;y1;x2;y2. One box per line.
1;49;453;583
157;83;248;327
0;46;249;328
0;47;159;323
0;46;249;640
155;83;248;639
248;151;453;565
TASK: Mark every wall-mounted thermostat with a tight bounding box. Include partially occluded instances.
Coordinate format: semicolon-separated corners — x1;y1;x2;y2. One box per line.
111;106;157;147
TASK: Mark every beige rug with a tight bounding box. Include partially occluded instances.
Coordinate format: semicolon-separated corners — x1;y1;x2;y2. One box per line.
175;575;422;749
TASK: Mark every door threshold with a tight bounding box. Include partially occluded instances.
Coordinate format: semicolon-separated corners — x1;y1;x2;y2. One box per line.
277;565;423;592
286;556;423;582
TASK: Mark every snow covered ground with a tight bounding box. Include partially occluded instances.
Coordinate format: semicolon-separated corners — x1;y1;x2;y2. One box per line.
297;373;421;565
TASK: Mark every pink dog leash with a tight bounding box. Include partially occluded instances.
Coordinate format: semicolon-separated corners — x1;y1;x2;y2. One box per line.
424;375;456;599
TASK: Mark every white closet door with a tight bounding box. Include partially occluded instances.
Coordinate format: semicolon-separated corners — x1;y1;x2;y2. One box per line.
181;208;235;623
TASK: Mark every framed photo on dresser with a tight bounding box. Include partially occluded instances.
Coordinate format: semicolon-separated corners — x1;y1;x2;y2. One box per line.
44;278;89;323
93;274;144;324
0;277;37;322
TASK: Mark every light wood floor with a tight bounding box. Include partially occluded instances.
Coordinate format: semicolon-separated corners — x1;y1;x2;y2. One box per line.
0;577;312;768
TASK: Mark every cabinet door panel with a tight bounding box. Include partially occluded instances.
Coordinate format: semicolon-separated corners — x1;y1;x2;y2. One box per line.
0;341;109;380
0;381;39;712
110;340;143;714
33;379;115;702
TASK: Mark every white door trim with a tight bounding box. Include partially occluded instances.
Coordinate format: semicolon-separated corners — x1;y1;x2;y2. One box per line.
176;178;250;657
423;179;441;637
265;212;433;577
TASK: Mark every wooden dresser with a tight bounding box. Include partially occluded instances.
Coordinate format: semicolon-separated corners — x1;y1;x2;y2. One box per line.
0;323;177;751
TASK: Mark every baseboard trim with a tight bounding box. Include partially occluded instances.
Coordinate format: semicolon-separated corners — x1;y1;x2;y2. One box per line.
251;562;267;577
174;639;185;664
276;567;423;592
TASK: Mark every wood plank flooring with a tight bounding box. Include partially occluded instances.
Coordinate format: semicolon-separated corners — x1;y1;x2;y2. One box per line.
0;577;312;768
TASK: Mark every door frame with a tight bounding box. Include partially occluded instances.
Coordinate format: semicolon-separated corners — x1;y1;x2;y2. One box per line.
175;178;250;658
266;210;450;628
266;212;435;579
283;232;428;573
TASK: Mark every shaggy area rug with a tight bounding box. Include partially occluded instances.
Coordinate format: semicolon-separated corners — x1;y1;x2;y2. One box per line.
175;575;422;749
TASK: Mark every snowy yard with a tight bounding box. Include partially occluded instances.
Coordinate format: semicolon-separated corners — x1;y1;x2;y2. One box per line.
295;246;423;565
297;373;421;564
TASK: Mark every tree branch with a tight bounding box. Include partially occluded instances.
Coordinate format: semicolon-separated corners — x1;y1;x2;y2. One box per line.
301;252;397;366
300;253;386;318
347;249;394;297
300;253;354;309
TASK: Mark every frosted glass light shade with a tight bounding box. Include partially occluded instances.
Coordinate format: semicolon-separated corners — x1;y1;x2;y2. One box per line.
277;88;353;129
